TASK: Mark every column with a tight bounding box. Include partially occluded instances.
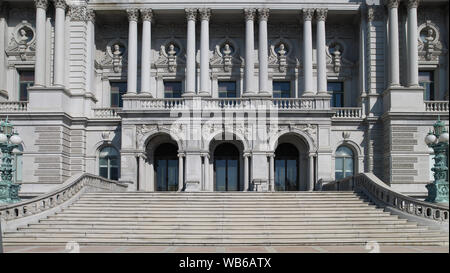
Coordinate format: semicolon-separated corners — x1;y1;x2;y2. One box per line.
407;0;419;87
302;9;314;95
185;8;197;95
244;8;256;95
258;8;269;94
34;0;48;87
243;154;250;191
86;9;95;93
316;8;328;95
204;154;210;191
138;153;146;191
178;153;185;191
127;9;139;94
269;154;275;191
387;0;400;87
199;8;211;95
140;9;153;95
53;0;66;86
308;154;314;191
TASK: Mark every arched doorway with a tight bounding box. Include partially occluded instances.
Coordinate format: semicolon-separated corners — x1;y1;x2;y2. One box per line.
214;143;240;191
275;143;299;191
154;143;179;191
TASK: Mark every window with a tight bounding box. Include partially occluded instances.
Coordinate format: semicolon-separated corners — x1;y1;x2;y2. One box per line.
328;82;344;107
335;146;354;180
99;146;119;180
164;81;182;98
110;82;127;107
273;81;291;98
419;71;435;101
218;81;237;98
18;71;34;101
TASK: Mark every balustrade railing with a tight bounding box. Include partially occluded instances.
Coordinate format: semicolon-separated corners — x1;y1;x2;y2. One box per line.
332;107;363;118
425;101;449;112
93;107;120;118
0;101;28;112
0;173;127;223
322;173;449;223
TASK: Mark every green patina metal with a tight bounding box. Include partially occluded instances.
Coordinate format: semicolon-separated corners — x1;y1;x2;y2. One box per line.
0;117;21;205
425;117;449;204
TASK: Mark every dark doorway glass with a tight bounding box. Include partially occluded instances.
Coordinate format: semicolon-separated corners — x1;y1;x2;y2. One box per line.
275;143;299;191
154;143;179;191
214;143;240;191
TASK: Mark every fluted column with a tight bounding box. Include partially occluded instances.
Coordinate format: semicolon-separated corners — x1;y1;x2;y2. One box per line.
140;9;153;95
302;9;314;95
53;0;66;86
407;0;419;87
244;8;256;95
316;8;328;95
258;8;269;95
199;8;211;96
178;153;185;191
34;0;48;87
127;9;139;94
185;8;197;95
86;9;95;93
387;0;400;87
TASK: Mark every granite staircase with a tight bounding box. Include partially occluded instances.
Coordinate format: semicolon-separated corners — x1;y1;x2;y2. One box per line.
2;192;449;246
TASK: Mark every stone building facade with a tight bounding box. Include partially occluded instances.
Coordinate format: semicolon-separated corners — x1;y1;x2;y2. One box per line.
0;0;448;197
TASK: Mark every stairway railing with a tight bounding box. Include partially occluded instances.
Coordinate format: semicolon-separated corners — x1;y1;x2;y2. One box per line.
0;173;127;232
322;173;449;226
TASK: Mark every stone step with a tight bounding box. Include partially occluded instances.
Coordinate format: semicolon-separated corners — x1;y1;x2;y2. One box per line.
77;197;365;202
83;192;358;196
67;205;377;211
70;202;374;208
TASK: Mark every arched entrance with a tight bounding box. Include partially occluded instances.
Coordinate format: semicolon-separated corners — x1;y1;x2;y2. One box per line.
214;143;240;191
154;143;179;191
275;143;299;191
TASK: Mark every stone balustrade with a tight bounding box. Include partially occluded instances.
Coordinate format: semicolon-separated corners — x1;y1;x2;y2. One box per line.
425;101;449;112
322;173;449;224
93;107;121;119
0;102;28;112
0;173;127;230
332;107;363;119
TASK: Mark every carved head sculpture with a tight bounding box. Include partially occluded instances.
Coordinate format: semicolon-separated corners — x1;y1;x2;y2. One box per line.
426;28;434;41
222;43;233;56
168;43;176;56
18;27;31;44
113;44;121;56
277;43;286;56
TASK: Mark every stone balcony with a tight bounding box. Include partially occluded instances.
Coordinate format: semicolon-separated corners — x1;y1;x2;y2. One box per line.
0;101;28;112
424;101;449;112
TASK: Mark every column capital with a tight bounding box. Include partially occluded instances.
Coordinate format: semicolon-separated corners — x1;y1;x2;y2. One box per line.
185;8;197;21
67;5;87;21
315;8;328;22
302;8;314;22
127;8;139;22
258;8;270;22
86;8;95;23
385;0;400;9
178;153;186;158
407;0;419;9
54;0;67;10
140;8;153;22
35;0;48;10
199;8;211;21
244;8;256;21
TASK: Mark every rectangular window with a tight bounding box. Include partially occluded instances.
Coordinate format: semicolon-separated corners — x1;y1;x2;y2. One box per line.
419;71;435;101
328;82;344;107
218;81;237;98
18;71;34;101
273;81;291;98
164;81;182;98
110;82;127;107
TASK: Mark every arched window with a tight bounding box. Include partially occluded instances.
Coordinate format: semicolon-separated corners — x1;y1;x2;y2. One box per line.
335;146;354;180
99;146;119;180
12;145;24;183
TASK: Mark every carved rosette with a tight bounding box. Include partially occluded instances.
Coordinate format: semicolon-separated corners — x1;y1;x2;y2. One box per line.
302;8;314;22
386;0;400;9
199;8;211;21
127;8;139;22
35;0;48;10
315;8;328;22
140;8;153;22
258;8;270;22
54;0;67;10
407;0;420;9
244;8;256;21
185;8;197;21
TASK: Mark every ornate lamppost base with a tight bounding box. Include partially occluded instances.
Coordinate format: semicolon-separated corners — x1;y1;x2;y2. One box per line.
0;182;21;205
425;181;449;204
